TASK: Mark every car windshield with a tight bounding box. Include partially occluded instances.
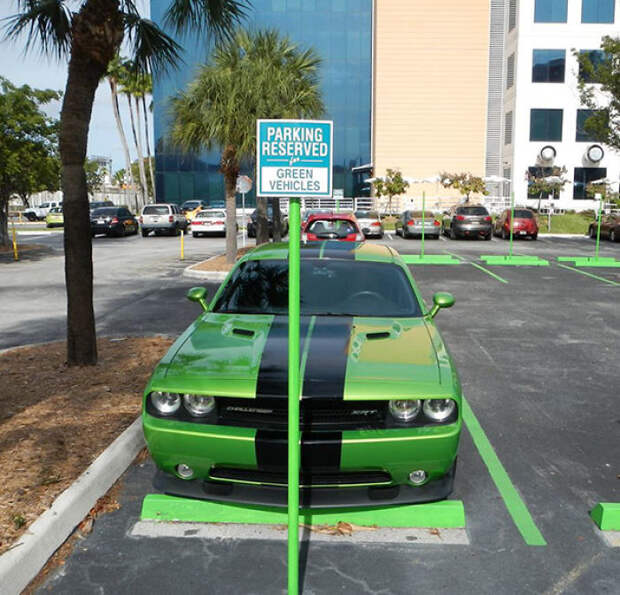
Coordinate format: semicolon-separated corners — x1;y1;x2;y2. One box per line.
307;219;357;237
49;207;62;213
513;209;534;219
410;211;434;218
456;206;488;216
354;211;378;219
214;259;421;317
92;208;118;217
143;205;170;215
40;203;49;209
197;210;225;218
183;201;201;209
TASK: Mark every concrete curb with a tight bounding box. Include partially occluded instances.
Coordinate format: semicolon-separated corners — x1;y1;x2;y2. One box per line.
0;417;145;595
538;233;588;238
182;254;230;282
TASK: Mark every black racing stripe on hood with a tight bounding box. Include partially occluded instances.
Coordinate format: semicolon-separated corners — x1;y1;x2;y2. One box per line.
255;315;311;399
255;430;342;473
302;316;353;400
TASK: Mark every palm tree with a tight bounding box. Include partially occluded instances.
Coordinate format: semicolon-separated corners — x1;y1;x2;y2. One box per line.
141;79;156;201
106;55;135;199
3;0;248;366
170;28;324;263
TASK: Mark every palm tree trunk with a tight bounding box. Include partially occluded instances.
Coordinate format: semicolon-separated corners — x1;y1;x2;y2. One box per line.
142;95;155;200
134;96;149;202
126;93;145;206
109;77;134;191
256;197;269;245
60;50;105;366
221;145;239;263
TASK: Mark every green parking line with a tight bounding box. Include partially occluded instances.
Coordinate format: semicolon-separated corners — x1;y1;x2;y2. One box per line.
462;397;547;546
470;263;509;284
557;263;620;287
443;251;508;283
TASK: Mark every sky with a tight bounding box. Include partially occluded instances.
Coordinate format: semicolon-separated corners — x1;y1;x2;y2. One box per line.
0;1;152;174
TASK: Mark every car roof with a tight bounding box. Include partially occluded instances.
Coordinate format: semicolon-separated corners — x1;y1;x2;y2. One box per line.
239;241;400;265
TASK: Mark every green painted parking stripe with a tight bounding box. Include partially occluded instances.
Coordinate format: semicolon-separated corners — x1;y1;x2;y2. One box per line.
462;397;547;546
443;251;509;283
557;263;620;287
470;263;509;284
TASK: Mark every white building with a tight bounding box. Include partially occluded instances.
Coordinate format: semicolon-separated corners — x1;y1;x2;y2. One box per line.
500;0;619;211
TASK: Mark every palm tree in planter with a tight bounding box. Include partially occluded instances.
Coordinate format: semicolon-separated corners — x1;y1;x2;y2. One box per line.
170;28;324;263
3;0;248;366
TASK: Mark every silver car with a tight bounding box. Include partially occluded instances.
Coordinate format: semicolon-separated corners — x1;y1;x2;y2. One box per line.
354;210;384;238
398;210;441;239
140;204;188;237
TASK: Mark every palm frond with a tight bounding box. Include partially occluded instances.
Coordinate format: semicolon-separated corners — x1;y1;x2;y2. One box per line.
164;0;250;43
123;13;183;75
2;0;72;60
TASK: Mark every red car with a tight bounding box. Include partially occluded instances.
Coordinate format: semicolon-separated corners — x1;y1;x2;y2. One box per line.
493;208;538;240
302;213;364;242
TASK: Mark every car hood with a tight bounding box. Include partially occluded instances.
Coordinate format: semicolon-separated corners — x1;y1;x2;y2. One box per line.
148;313;457;401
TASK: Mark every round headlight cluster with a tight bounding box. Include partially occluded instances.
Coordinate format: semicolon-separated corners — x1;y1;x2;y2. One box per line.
183;394;215;417
150;392;181;415
389;399;421;421
388;399;455;423
423;398;456;422
150;392;215;417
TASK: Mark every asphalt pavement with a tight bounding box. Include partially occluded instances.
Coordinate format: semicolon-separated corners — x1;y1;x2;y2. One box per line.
2;230;619;594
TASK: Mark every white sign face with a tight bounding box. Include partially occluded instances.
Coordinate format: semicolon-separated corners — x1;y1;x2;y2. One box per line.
256;119;333;198
236;175;252;194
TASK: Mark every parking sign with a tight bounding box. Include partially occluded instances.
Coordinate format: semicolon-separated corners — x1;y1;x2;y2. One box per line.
256;119;333;198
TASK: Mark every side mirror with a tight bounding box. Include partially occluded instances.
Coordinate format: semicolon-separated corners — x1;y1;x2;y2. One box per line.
187;286;209;312
428;292;455;318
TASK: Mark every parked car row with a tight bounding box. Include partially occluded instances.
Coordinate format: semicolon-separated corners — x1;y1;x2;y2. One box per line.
588;215;620;242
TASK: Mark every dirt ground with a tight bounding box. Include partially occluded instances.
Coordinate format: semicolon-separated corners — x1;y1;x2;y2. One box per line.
0;336;173;555
191;246;254;271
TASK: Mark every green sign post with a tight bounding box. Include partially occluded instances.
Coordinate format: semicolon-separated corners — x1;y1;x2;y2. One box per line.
481;192;549;266
557;193;620;268
401;190;460;265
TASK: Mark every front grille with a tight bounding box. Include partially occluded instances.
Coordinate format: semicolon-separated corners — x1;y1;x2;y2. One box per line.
209;467;392;487
217;398;386;431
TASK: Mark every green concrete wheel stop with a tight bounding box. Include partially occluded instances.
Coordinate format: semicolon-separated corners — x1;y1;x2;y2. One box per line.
590;503;620;531
402;254;461;265
480;255;549;267
557;256;620;268
140;494;466;528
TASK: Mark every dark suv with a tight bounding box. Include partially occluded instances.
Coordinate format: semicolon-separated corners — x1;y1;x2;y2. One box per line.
442;205;492;240
247;207;289;238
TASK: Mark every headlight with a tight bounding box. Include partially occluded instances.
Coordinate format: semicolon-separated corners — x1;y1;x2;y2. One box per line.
423;399;456;422
389;399;421;422
150;392;181;415
183;394;215;417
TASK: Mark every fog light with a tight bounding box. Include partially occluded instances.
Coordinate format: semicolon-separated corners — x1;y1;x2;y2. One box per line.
176;464;194;479
409;470;427;485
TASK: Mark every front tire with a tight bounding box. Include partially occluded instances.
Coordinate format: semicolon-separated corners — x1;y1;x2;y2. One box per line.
141;229;149;237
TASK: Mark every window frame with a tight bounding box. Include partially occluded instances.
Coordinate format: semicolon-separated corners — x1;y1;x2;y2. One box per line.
532;49;566;83
529;108;563;142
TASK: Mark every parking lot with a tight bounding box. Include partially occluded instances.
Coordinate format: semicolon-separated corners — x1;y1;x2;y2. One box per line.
3;230;619;594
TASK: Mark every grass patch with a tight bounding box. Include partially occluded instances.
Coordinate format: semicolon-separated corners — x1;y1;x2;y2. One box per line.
535;212;592;234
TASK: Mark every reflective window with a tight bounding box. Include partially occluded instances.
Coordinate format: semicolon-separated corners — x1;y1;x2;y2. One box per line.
151;1;372;205
532;50;565;82
534;0;567;22
214;259;421;317
579;50;607;83
576;109;600;142
527;166;561;199
582;0;614;23
530;109;563;141
574;168;607;199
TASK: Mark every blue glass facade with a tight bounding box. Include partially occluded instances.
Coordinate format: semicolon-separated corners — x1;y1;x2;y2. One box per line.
151;0;372;205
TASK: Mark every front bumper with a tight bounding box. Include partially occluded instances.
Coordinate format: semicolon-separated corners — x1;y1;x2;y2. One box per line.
152;460;456;508
143;412;461;508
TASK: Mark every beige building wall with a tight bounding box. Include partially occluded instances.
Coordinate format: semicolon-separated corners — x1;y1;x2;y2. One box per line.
373;0;490;208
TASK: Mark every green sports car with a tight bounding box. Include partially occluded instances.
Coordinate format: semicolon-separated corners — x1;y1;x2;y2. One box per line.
143;241;462;508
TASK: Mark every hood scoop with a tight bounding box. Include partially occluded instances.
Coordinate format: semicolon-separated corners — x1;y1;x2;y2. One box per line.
232;328;255;337
365;331;391;340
